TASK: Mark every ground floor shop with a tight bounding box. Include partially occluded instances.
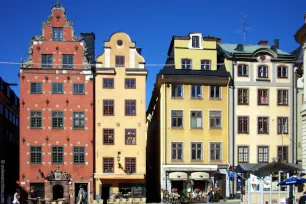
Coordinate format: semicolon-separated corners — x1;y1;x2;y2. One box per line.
94;174;146;204
161;165;229;200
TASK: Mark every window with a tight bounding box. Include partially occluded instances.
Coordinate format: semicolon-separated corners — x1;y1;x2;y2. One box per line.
125;78;136;89
191;85;202;99
62;55;74;68
125;158;136;173
171;142;183;161
277;66;288;78
210;86;221;99
30;183;45;198
210;111;221;129
277;146;288;163
41;54;53;68
258;65;268;78
30;146;42;163
171;84;183;98
258;89;269;105
73;112;85;129
171;110;183;128
238;64;249;76
192;36;200;48
238;88;249;105
210;143;221;161
103;78;114;88
238;146;249;163
277;117;288;134
181;59;192;69
125;129;136;145
52;146;64;164
238;116;249;134
52;111;64;128
103;129;114;144
52;28;63;41
52;83;64;94
278;90;288;105
30;111;42;128
258;117;269;134
125;100;136;116
190;111;202;129
73;83;85;94
31;83;42;93
103;158;114;173
115;56;125;67
258;146;269;163
103;100;114;116
191;142;202;161
73;147;85;164
201;60;211;70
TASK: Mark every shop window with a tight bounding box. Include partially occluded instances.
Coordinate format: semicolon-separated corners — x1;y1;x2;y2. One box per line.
30;183;45;198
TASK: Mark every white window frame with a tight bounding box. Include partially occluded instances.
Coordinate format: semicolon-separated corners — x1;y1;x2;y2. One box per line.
209;86;222;100
189;110;203;129
190;85;202;99
209;142;222;162
190;142;203;161
170;141;184;162
208;109;222;129
188;33;203;49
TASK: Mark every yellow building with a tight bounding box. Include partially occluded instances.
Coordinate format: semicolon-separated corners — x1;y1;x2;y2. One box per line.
94;32;147;201
218;41;295;201
147;32;231;202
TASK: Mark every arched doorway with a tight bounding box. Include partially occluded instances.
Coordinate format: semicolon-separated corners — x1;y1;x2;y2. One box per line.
53;184;64;200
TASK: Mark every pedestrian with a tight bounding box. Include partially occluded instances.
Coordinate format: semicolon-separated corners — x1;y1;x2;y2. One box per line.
13;188;20;204
28;186;38;204
77;185;87;204
299;191;306;204
205;186;213;203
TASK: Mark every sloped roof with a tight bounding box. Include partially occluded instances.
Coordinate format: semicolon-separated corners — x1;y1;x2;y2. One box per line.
218;43;291;56
292;46;304;64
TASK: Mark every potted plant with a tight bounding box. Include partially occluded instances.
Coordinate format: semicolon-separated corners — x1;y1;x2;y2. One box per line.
172;188;178;193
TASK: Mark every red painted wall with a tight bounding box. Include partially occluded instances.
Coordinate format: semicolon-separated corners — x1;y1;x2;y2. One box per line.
19;4;94;198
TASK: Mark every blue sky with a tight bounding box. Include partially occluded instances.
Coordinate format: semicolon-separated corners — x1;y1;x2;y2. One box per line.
1;0;304;108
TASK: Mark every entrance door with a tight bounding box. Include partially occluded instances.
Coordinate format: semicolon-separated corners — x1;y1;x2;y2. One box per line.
75;183;88;204
171;181;184;193
53;184;64;200
102;185;111;204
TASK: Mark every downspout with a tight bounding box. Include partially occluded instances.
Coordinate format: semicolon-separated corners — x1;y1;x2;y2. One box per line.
294;67;298;164
292;65;295;164
231;59;236;198
92;64;96;198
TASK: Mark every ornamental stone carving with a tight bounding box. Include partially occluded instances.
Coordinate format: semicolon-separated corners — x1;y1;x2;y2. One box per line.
33;35;45;41
42;16;52;27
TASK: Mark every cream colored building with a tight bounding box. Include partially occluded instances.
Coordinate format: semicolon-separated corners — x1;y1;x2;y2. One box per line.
94;32;147;200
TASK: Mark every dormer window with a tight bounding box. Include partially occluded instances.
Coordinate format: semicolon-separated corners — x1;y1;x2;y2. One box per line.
181;59;192;69
192;36;200;48
52;28;63;41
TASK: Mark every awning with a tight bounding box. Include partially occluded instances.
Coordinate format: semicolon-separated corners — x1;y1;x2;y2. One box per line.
189;172;209;180
169;172;188;181
163;165;218;171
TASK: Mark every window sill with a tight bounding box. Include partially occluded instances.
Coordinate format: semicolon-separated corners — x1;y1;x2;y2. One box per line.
73;93;86;95
210;160;222;162
125;87;137;89
256;78;271;82
30;93;43;94
103;143;115;145
103;114;115;116
277;133;288;135
258;133;269;134
210;127;222;130
258;104;269;106
103;87;114;89
30;163;43;164
191;160;203;162
171;160;184;162
238;132;249;134
277;104;289;106
52;93;64;94
190;127;203;130
125;115;137;116
72;163;85;165
73;128;85;130
125;143;137;145
52;162;64;164
171;127;184;129
209;98;222;100
30;127;43;129
238;103;249;105
237;75;249;77
190;97;203;100
171;97;184;99
52;128;64;130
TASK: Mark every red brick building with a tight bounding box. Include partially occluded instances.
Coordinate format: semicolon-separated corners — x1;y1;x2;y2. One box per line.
19;1;95;203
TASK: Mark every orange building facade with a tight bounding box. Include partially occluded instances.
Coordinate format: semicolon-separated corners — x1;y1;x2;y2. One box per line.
19;1;95;203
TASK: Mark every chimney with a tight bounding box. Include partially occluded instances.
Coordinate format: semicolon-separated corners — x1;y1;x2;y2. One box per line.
136;48;142;55
258;40;268;45
81;32;96;64
273;39;279;49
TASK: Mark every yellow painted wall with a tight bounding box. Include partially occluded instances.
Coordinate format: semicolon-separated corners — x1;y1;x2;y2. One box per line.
160;84;229;165
94;32;146;194
235;59;292;164
174;39;217;71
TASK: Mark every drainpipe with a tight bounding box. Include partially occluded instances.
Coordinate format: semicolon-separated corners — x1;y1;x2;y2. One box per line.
294;67;298;164
292;65;295;164
231;59;236;198
92;63;96;199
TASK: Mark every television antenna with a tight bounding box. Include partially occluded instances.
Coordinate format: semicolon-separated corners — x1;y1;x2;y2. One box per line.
235;12;254;44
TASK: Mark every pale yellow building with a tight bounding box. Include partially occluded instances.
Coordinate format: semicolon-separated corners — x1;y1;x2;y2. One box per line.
94;32;147;201
147;32;231;201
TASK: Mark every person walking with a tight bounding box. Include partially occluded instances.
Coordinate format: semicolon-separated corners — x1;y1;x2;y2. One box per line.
205;186;212;203
77;185;87;204
12;189;20;204
299;191;306;204
28;186;38;204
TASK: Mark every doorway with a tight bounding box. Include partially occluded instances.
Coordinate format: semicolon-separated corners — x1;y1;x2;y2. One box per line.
102;185;111;204
74;183;88;204
53;184;64;200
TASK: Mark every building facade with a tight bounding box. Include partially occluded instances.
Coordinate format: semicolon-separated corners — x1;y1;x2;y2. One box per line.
294;13;306;171
19;1;95;203
147;32;231;202
94;32;147;202
218;41;295;197
0;77;19;201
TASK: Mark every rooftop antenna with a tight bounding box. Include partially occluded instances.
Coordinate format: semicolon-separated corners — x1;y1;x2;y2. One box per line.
235;12;254;44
